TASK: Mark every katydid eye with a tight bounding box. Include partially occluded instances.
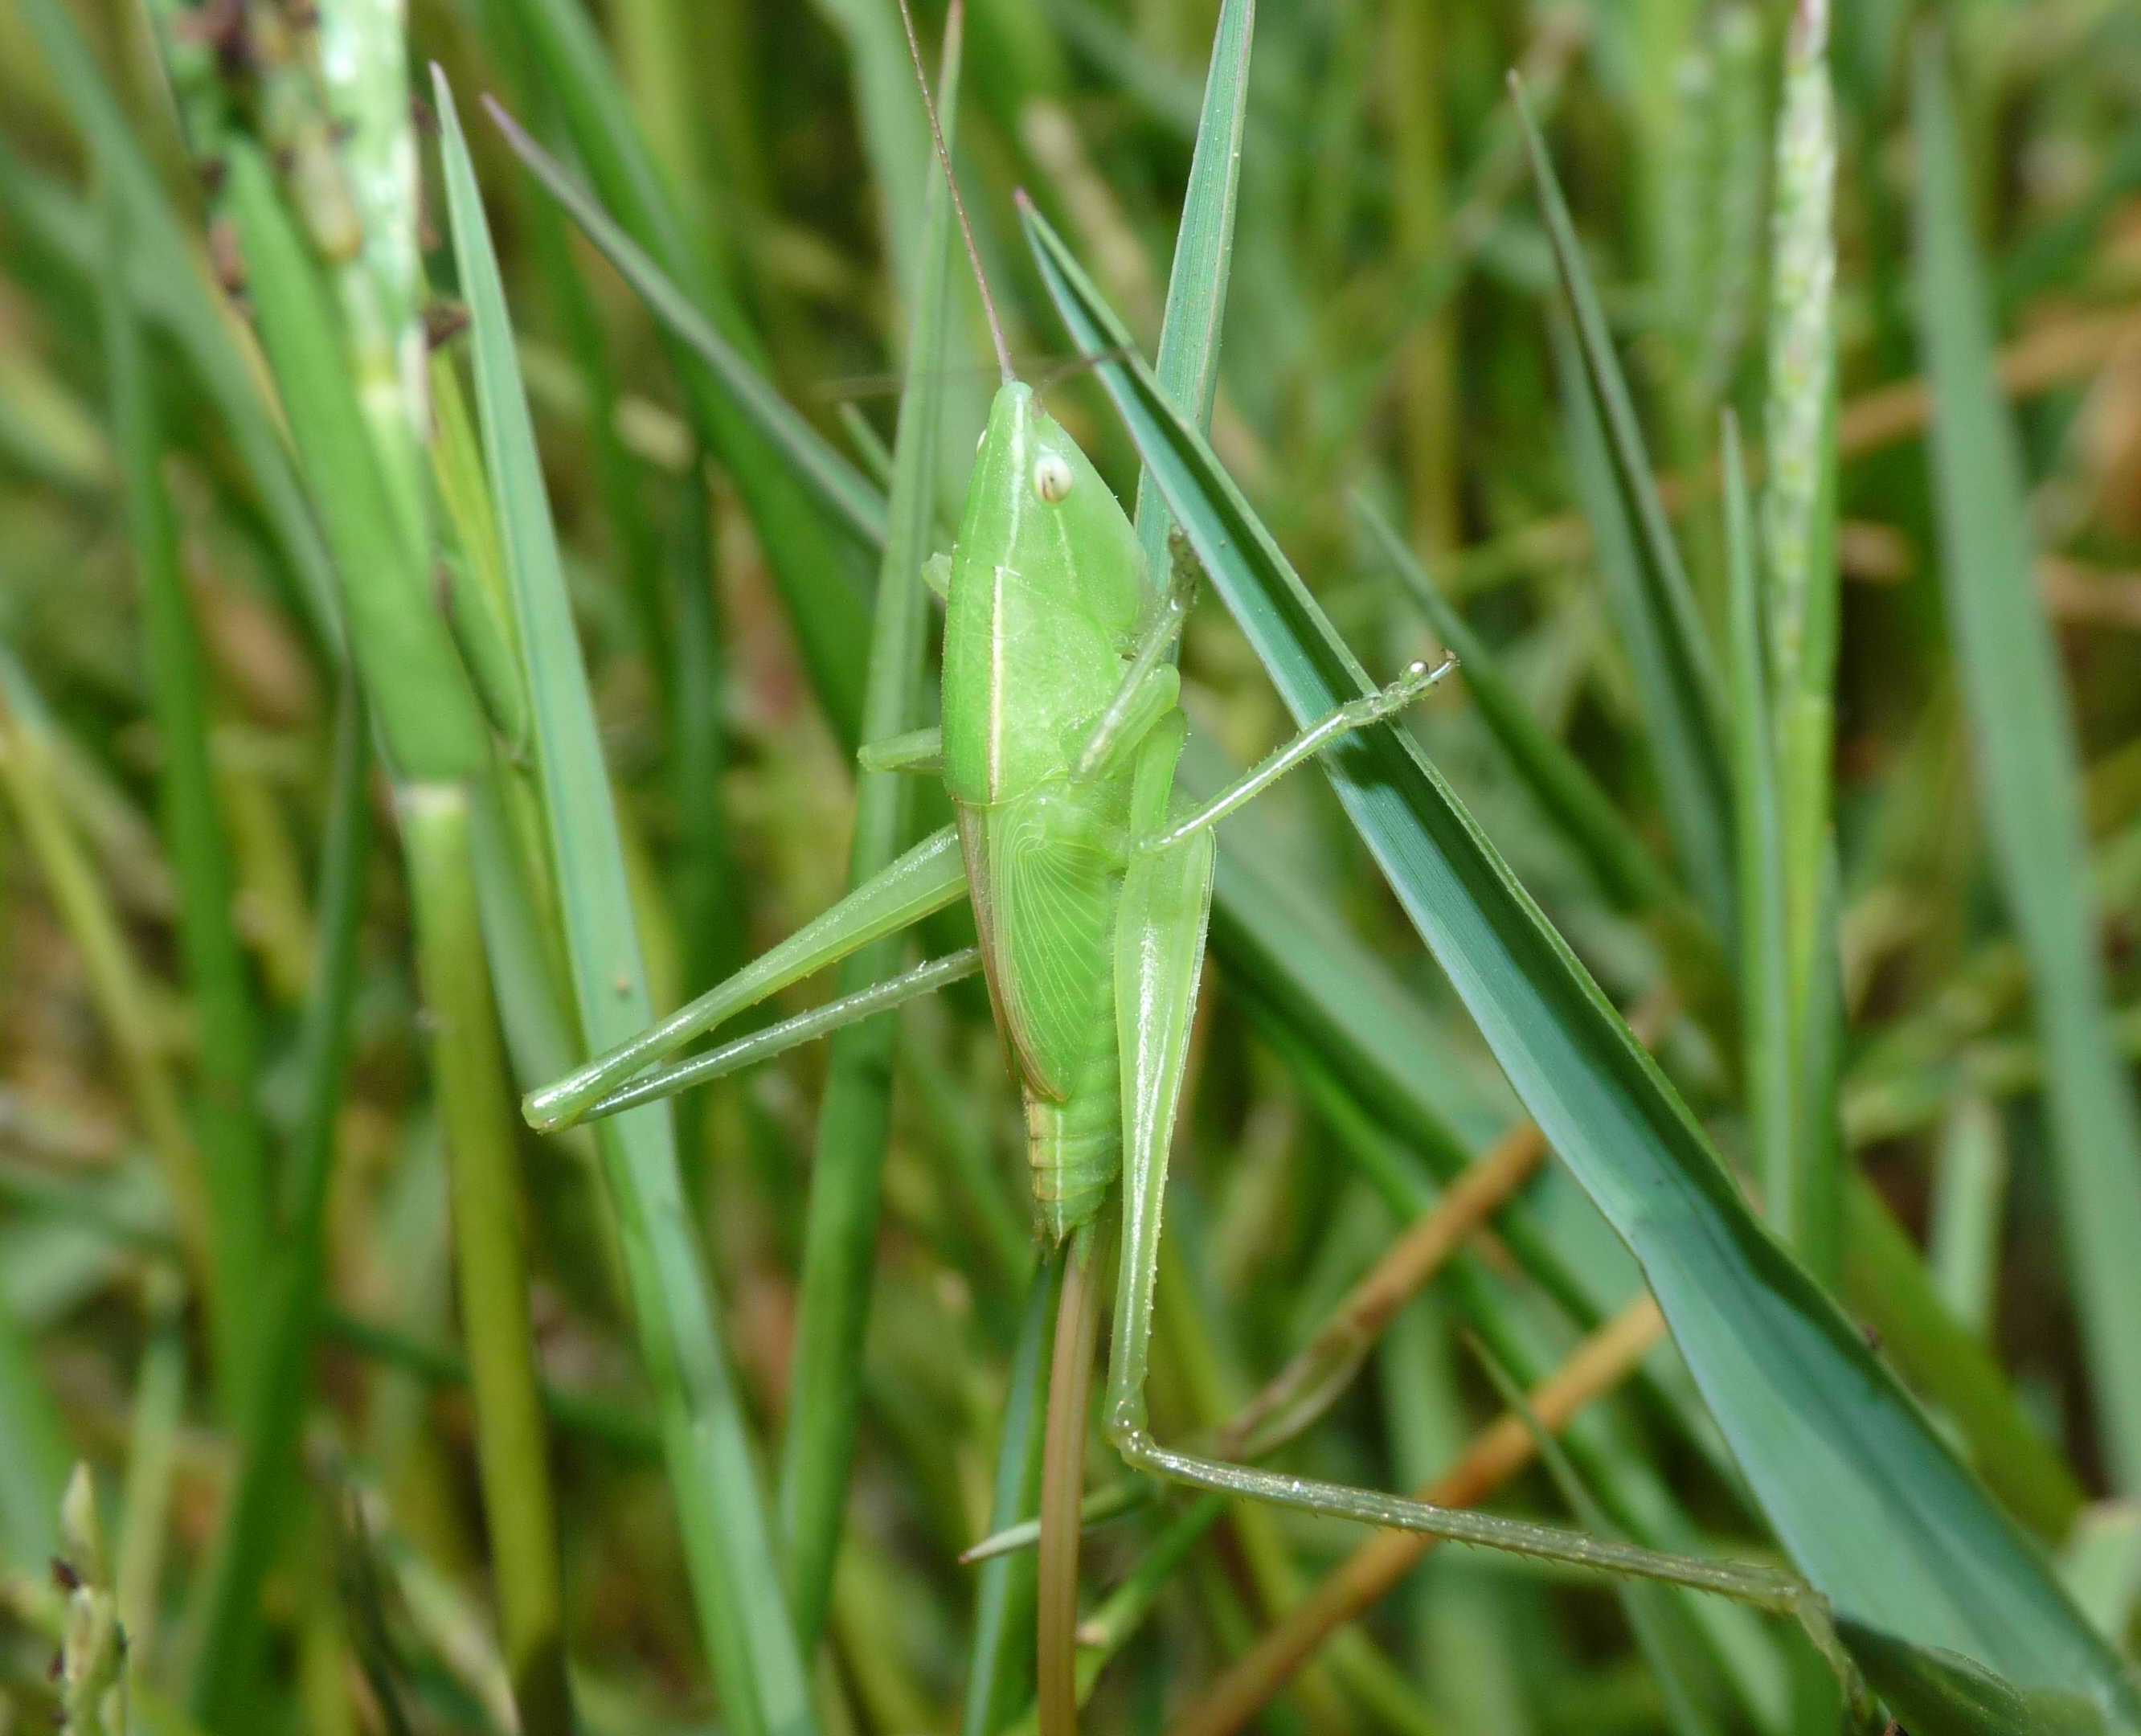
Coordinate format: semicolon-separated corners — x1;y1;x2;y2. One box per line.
1033;453;1075;503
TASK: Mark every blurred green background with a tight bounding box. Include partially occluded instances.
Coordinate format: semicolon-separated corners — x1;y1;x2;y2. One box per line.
2;0;2140;1731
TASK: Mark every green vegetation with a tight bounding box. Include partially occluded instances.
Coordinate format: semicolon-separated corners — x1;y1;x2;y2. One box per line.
2;1;2139;1731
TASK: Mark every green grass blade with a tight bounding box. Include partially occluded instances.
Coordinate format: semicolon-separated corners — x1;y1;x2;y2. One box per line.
186;689;371;1720
776;6;963;1650
485;99;889;557
1762;0;1845;1278
1913;37;2141;1499
1132;0;1255;577
486;0;872;742
960;1263;1053;1736
1020;204;2141;1725
1552;316;1734;936
1475;1347;1725;1736
1360;495;1676;917
99;176;271;1425
220;141;488;782
1722;415;1795;1254
0;1292;68;1571
14;0;341;647
1519;88;1734;931
434;70;815;1736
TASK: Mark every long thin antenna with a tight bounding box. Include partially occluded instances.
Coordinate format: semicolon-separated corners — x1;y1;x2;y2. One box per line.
896;0;1014;385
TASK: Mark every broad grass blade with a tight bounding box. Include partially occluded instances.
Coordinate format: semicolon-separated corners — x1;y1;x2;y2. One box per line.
1021;205;2141;1727
1913;35;2141;1501
435;72;816;1736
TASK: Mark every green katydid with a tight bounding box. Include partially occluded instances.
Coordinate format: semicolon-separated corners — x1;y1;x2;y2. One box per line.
521;7;1828;1728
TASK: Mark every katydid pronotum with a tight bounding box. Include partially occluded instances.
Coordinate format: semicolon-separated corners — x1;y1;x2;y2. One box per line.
521;7;1828;1728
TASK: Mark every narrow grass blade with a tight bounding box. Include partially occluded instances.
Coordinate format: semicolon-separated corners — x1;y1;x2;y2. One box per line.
401;788;575;1736
960;1263;1053;1736
1723;416;1795;1247
186;690;370;1719
488;0;873;741
1360;495;1677;916
1474;1347;1725;1736
435;71;815;1736
1762;0;1845;1279
485;100;888;556
0;1292;68;1570
1132;0;1255;577
1021;206;2141;1726
1520;88;1733;931
1914;37;2141;1497
776;5;964;1651
100;180;271;1424
14;0;340;646
1553;316;1735;934
1929;1095;2007;1336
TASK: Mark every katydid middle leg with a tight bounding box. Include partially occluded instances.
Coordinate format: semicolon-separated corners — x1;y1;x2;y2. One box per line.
522;825;972;1131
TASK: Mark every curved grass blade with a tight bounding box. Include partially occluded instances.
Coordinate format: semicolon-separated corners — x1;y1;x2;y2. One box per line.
1913;35;2141;1500
1020;203;2141;1728
435;70;815;1736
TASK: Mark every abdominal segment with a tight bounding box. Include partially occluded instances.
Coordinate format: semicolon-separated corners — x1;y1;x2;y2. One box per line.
1025;1020;1121;1244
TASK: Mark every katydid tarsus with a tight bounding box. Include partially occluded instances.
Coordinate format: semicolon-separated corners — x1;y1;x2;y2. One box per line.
521;6;1829;1726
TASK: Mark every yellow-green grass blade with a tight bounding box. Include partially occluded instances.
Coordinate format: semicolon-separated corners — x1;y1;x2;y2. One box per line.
13;0;340;648
220;141;488;783
1913;38;2141;1499
776;3;964;1651
186;690;371;1722
1021;203;2141;1728
1520;89;1734;936
97;178;270;1425
488;0;872;743
434;70;816;1736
